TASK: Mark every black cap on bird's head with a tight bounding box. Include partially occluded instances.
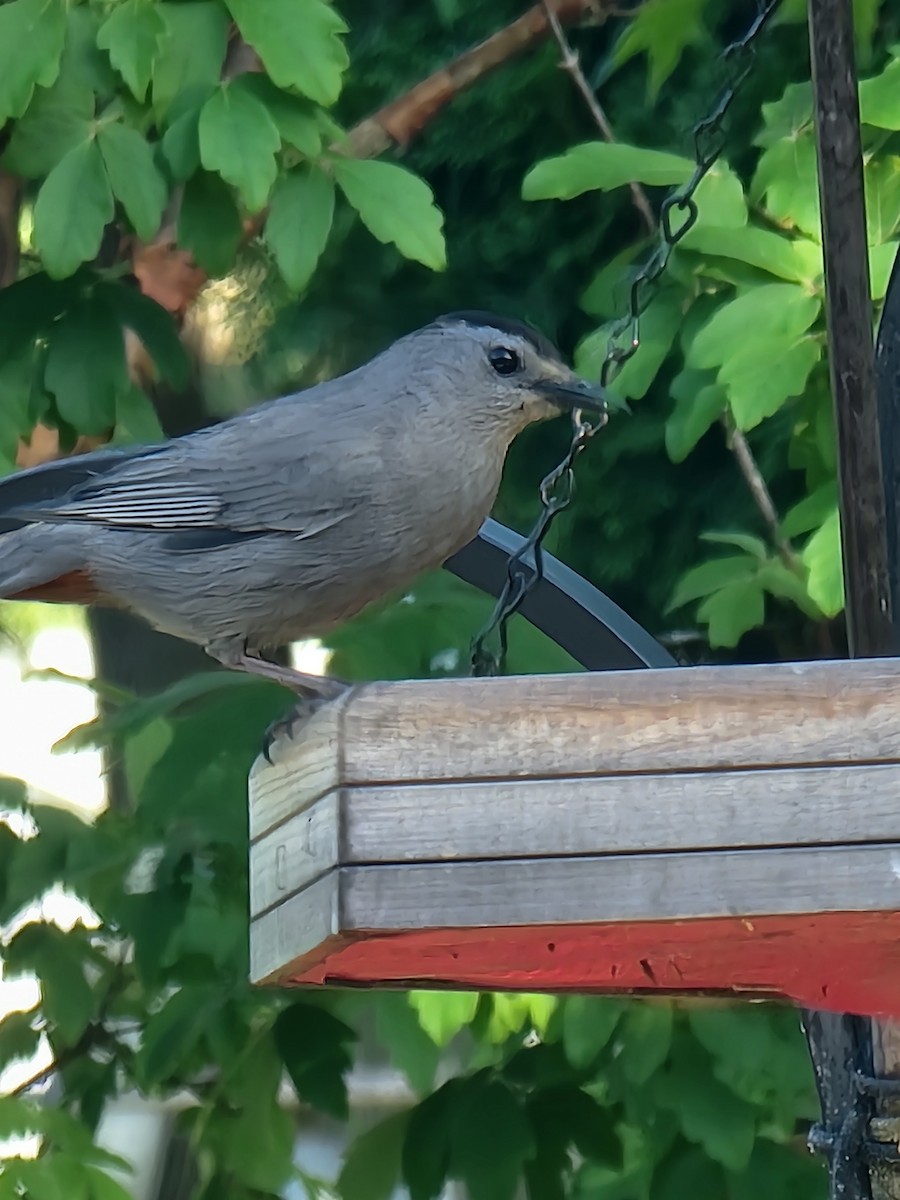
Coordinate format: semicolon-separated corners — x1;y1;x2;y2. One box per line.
431;310;608;418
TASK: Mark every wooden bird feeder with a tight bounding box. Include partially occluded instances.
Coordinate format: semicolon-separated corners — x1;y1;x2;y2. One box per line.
249;0;900;1192
249;658;900;1017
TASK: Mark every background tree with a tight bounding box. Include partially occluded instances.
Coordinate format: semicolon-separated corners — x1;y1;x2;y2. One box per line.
2;0;899;1196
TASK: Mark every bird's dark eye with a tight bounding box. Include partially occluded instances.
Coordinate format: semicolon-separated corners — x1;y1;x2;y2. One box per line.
488;346;521;376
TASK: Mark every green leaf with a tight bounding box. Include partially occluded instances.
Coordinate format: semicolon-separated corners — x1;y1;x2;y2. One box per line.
865;156;900;245
273;1001;357;1119
0;354;39;464
266;166;335;291
95;281;189;389
151;1;229;120
666;555;757;611
161;105;202;181
654;1146;726;1200
687;1005;819;1118
751;133;821;238
200;1036;296;1192
575;289;683;402
136;985;223;1085
484;993;555;1043
0;1007;41;1073
33;140;114;278
618;1003;673;1084
698;580;766;647
402;1080;460;1200
859;56;900;129
236;74;322;155
450;1078;535;1200
688;285;821;369
44;295;128;436
199;83;281;212
580;240;651;318
112;388;165;446
97;0;165;101
561;996;624;1069
729;1139;826;1200
781;482;839;538
666;372;726;462
853;0;884;62
225;0;349;107
1;68;94;179
372;993;440;1095
611;0;708;98
871;241;899;301
334;158;446;271
722;336;821;430
755;80;812;147
682;224;822;284
97;123;168;240
83;1166;132;1200
802;507;844;616
178;170;243;276
0;0;66;123
339;1110;410;1200
4;923;96;1046
409;990;479;1046
523;142;692;201
700;531;768;558
691;163;748;230
659;1039;757;1171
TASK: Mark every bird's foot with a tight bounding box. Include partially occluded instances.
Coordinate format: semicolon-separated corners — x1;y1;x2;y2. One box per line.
262;695;322;764
260;682;350;765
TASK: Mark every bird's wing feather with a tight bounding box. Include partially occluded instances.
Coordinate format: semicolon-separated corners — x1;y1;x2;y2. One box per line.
19;476;227;528
2;414;362;536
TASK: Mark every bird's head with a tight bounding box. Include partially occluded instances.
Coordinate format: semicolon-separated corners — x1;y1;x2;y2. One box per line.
394;311;608;434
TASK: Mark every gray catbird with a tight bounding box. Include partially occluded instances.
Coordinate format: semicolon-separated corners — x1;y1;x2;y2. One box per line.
0;311;604;697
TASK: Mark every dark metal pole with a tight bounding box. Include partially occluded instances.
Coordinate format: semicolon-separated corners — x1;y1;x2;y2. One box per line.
807;0;900;1197
809;0;894;657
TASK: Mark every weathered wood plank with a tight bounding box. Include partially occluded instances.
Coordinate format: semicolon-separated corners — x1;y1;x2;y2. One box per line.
248;692;352;841
250;792;339;918
335;659;900;783
339;763;900;864
250;871;342;985
340;843;900;929
286;911;900;1019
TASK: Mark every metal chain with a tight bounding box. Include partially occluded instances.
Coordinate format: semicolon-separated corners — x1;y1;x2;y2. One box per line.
469;0;783;677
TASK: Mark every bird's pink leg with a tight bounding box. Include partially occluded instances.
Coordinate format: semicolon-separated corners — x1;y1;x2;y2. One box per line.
205;637;347;699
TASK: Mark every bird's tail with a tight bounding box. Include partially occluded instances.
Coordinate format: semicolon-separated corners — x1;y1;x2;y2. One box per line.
0;453;120;602
0;523;93;602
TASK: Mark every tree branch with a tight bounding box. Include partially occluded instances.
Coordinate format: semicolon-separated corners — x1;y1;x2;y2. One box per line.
723;415;800;568
347;0;605;158
0;170;20;287
132;0;607;317
540;0;655;236
539;1;801;571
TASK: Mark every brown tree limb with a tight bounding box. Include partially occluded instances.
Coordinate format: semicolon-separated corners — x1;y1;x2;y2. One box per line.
131;0;607;317
0;170;21;288
347;0;606;158
723;414;800;569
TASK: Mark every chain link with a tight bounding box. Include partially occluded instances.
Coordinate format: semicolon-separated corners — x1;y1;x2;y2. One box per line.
469;0;782;677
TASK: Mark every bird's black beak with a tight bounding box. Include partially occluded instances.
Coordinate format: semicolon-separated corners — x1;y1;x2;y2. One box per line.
536;376;608;415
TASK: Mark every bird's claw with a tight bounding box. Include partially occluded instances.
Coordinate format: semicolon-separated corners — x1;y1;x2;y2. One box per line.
260;689;342;764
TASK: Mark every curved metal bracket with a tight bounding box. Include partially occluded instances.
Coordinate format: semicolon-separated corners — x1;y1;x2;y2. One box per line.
443;517;676;672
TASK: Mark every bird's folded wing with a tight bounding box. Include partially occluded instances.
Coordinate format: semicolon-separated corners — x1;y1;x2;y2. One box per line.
4;448;345;536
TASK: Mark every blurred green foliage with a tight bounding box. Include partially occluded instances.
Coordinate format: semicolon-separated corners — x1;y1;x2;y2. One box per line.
2;0;898;1195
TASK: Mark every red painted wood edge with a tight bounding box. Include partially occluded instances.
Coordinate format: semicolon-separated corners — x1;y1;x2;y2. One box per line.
287;911;900;1017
